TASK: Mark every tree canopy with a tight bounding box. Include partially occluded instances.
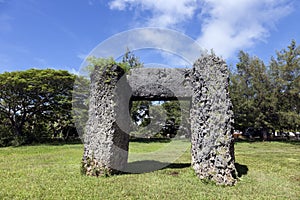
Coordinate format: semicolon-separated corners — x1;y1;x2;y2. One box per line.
0;69;75;145
230;40;300;132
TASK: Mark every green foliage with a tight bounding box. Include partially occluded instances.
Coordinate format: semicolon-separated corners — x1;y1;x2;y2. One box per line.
86;56;116;74
130;100;190;138
0;69;76;145
230;40;300;132
162;101;182;125
269;39;300;131
86;49;143;76
130;100;151;127
122;47;143;69
72;75;90;139
0;112;13;146
230;52;275;130
162;100;190;137
130;101;164;138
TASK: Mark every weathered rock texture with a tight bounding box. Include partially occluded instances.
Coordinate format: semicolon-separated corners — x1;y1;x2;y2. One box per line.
190;55;237;185
82;64;131;176
127;68;192;100
82;55;237;185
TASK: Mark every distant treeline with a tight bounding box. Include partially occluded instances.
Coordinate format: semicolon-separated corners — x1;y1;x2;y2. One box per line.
0;41;299;146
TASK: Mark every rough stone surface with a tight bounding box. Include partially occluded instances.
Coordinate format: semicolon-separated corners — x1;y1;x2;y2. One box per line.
82;55;237;185
190;55;237;185
83;64;131;175
128;68;192;100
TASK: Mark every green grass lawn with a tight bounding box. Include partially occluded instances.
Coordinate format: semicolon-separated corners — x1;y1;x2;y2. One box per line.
0;141;299;200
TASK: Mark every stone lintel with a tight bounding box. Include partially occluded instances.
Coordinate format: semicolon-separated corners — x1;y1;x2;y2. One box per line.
127;68;192;100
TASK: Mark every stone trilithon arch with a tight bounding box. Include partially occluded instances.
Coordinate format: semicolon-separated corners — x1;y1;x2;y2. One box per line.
82;55;237;185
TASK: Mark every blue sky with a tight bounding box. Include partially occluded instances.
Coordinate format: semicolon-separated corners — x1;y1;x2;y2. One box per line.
0;0;300;73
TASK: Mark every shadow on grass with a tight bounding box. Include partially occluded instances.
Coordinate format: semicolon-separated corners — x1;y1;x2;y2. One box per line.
123;160;190;174
164;163;191;169
123;160;248;179
235;163;248;177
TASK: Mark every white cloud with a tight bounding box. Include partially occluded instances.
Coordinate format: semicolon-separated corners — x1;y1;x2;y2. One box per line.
109;0;199;27
109;0;128;10
87;28;203;65
108;0;294;59
197;0;293;58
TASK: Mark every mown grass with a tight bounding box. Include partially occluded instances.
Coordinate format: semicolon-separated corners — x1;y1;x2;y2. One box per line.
0;141;299;199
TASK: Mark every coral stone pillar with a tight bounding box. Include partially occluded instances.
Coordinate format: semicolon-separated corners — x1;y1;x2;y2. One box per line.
190;55;237;185
82;64;131;176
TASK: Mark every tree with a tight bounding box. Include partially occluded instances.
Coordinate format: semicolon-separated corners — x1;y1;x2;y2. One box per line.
130;100;151;127
230;40;300;133
72;75;90;140
0;111;13;146
269;40;300;131
0;69;76;144
129;100;191;138
230;51;275;131
122;48;143;69
162;100;191;138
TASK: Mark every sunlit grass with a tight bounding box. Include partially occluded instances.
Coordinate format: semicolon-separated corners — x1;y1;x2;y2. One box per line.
0;141;299;199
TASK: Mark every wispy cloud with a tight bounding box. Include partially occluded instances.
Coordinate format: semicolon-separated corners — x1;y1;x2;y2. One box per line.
197;0;293;58
85;28;203;65
108;0;294;59
109;0;199;28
